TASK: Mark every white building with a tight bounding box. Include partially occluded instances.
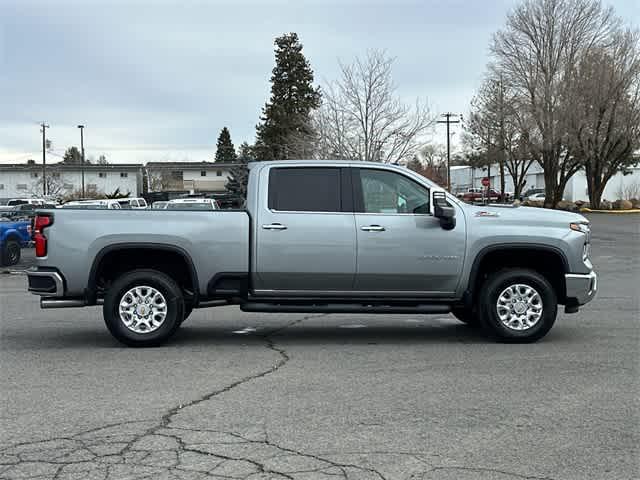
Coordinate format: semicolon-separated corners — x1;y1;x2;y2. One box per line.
450;162;640;202
0;162;143;199
145;161;236;193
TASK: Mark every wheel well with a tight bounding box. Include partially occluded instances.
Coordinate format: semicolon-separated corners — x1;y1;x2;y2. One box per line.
4;234;21;244
470;248;567;304
91;247;197;304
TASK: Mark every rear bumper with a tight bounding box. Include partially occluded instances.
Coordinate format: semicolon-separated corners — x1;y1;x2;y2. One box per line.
27;270;64;296
565;271;597;306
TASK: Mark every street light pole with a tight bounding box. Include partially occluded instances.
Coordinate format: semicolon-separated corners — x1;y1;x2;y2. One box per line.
40;122;49;196
78;125;85;198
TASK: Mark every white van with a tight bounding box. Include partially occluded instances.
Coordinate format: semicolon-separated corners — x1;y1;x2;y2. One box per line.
61;200;122;209
116;198;148;209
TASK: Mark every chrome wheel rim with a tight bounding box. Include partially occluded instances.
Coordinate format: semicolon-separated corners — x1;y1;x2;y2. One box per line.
118;286;167;334
7;244;20;264
496;283;543;331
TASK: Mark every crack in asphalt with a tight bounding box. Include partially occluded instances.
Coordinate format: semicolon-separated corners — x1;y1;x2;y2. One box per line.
1;313;557;480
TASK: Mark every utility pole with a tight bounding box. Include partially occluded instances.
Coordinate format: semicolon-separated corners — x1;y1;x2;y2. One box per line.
78;125;85;198
437;113;461;191
40;122;49;196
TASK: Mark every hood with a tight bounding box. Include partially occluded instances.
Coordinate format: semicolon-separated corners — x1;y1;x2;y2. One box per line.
464;203;588;227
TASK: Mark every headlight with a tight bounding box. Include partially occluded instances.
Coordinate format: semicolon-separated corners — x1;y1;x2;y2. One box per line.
570;222;590;234
570;222;591;260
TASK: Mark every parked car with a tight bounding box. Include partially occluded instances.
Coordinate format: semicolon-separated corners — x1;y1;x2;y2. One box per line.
521;188;545;201
26;160;596;347
462;188;504;203
0;219;31;266
526;192;546;202
61;200;122;209
7;198;46;207
117;198;148;209
151;201;169;210
165;198;219;210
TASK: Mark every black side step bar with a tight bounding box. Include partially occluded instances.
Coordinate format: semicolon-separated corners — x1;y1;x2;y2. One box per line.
240;303;450;314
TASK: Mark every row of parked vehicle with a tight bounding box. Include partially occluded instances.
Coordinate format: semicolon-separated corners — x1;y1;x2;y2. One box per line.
0;196;223;213
0;196;223;266
456;187;547;203
61;197;220;210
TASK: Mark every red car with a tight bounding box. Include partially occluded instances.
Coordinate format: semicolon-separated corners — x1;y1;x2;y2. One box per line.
461;188;504;203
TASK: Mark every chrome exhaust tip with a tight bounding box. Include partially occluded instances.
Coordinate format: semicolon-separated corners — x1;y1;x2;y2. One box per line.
40;298;86;309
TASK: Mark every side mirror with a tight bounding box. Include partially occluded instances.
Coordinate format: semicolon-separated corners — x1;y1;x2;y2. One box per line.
431;190;456;230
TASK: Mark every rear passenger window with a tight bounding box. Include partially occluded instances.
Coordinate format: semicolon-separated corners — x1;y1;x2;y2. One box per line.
268;168;341;212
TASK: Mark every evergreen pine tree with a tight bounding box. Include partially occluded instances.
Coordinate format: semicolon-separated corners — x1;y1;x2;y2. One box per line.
226;142;253;200
215;127;237;163
254;32;321;160
62;146;82;164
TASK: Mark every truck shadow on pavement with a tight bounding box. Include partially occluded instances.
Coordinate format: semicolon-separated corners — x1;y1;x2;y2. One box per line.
174;322;488;346
10;321;572;350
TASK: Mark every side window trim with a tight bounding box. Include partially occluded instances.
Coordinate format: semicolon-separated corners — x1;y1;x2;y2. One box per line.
353;167;432;216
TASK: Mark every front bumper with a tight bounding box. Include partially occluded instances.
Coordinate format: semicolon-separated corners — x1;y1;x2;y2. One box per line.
565;271;597;306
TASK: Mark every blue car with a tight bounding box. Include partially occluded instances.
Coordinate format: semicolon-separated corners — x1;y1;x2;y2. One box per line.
0;219;31;266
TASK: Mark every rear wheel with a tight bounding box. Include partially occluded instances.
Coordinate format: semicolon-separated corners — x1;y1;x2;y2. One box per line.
478;268;557;343
2;239;21;266
103;269;184;347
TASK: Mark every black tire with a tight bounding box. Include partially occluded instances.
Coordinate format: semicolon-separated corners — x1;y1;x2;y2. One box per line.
103;269;184;347
2;239;21;266
451;306;480;327
478;268;557;343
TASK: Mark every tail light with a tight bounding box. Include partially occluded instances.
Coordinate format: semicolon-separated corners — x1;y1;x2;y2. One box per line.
34;214;53;257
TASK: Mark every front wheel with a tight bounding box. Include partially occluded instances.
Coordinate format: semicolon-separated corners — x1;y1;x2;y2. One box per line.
478;268;557;343
103;269;184;347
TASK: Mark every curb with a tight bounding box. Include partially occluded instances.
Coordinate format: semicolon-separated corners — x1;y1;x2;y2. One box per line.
579;208;640;214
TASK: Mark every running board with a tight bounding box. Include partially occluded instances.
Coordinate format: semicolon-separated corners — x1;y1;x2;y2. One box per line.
240;303;450;314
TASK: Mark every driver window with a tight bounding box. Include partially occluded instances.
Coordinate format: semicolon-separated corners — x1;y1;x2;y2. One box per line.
360;169;430;214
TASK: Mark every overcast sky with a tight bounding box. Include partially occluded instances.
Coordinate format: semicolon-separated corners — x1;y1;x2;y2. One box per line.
1;0;638;165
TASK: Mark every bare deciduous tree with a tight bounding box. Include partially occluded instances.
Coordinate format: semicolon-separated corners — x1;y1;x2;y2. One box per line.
147;170;174;192
29;176;64;199
314;50;434;163
491;0;619;207
466;76;537;199
567;28;640;209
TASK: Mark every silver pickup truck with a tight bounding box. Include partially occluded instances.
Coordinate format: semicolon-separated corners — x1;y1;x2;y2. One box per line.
27;161;597;346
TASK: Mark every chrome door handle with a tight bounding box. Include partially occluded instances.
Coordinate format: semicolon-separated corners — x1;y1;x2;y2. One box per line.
361;225;385;232
262;223;288;230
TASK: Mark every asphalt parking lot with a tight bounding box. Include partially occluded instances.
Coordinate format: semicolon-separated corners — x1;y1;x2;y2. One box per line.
0;214;638;480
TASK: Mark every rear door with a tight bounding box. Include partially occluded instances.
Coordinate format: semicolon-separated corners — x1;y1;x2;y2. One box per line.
353;167;466;295
253;166;357;294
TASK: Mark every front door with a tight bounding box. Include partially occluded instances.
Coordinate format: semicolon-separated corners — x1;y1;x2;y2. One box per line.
353;168;466;295
254;166;357;294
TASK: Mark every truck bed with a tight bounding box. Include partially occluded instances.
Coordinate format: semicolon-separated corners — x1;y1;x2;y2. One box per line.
37;209;250;297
